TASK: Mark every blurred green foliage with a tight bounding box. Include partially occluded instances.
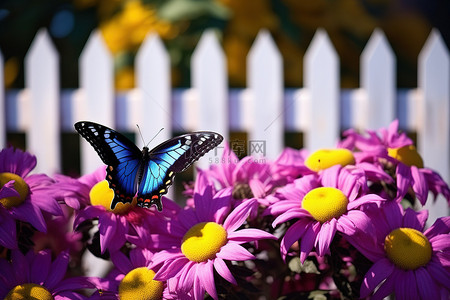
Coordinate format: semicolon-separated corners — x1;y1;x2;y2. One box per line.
0;0;449;89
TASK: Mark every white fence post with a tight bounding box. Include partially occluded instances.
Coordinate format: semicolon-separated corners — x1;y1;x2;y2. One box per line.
192;30;228;167
247;30;283;159
417;29;450;223
303;29;339;152
0;50;4;148
358;29;395;130
78;30;114;174
135;33;171;148
24;29;60;174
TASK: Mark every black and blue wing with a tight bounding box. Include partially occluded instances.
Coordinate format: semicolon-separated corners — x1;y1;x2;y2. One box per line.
74;121;142;208
137;132;223;210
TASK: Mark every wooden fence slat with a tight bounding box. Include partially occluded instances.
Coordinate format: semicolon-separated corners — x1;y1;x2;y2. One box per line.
247;30;283;159
135;33;171;148
418;29;450;223
192;30;228;167
78;30;114;174
24;29;60;174
303;29;339;152
359;29;396;130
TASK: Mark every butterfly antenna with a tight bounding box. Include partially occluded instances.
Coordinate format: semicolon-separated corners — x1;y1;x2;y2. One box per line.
136;124;147;146
146;127;165;148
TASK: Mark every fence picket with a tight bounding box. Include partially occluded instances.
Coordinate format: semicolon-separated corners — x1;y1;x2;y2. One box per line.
135;33;171;148
78;30;114;174
359;29;395;130
303;29;339;152
192;30;228;167
247;30;283;159
24;29;60;174
418;29;450;223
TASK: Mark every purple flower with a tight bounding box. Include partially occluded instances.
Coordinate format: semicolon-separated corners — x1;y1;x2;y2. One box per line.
150;184;276;300
0;147;62;249
59;167;178;253
339;120;450;205
353;202;450;299
89;248;171;299
0;249;99;299
267;165;386;262
201;142;292;206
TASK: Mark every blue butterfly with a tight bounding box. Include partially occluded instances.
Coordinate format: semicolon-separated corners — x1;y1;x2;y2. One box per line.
75;121;223;211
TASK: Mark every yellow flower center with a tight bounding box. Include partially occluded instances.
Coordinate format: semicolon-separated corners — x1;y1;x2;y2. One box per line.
384;228;432;270
181;222;228;262
118;267;164;300
301;187;349;223
387;145;424;168
89;180;136;214
305;149;355;172
0;172;30;209
5;283;54;300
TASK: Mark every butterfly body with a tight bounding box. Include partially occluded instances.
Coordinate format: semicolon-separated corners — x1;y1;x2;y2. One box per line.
75;121;223;211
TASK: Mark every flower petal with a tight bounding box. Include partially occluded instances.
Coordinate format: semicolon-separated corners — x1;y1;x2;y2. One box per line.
198;262;217;300
223;199;257;232
360;258;395;298
30;250;51;285
315;219;336;256
280;219;310;260
217;243;255;261
213;257;236;285
110;250;133;274
45;251;70;290
227;228;276;243
415;267;440;300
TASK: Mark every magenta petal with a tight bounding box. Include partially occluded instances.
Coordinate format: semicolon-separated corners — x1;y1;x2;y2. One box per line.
53;277;98;293
347;194;385;210
426;258;450;288
411;166;428;205
360;258;395;298
272;208;310;227
11;200;46;233
213;258;236;285
110;251;133;274
198;262;217;300
280;219;310;259
396;163;412;201
315;219;336;256
397;270;419;300
299;222;320;263
227;228;276;243
402;208;423;231
217;243;255;261
430;235;450;252
176;261;196;293
98;214;117;253
415;267;440;300
45;251;70;290
223;199;256;232
0;180;19;198
151;249;182;268
248;178;266;198
266;200;301;216
154;256;187;281
0;211;18;249
424;216;450;239
12;250;29;283
30;250;51;285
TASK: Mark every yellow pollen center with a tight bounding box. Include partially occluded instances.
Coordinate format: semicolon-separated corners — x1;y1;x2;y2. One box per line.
118;267;163;300
301;187;349;223
89;180;136;214
387;145;424;168
181;222;228;262
0;172;29;209
384;228;432;270
5;283;54;300
305;149;355;172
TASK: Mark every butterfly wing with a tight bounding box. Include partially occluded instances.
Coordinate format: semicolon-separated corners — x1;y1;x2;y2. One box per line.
74;121;142;208
137;132;223;210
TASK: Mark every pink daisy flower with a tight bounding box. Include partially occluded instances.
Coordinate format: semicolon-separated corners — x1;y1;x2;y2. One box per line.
201;142;292;205
339;119;450;205
0;249;100;299
0;147;62;250
353;202;450;299
267;165;386;263
89;248;171;300
57;166;179;254
150;184;276;300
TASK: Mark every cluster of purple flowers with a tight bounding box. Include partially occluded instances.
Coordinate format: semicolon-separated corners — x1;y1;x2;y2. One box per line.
1;120;449;299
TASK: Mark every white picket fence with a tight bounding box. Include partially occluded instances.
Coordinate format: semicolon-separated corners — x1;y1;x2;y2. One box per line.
1;28;449;222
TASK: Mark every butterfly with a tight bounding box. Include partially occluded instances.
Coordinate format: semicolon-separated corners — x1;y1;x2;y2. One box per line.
75;121;223;211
